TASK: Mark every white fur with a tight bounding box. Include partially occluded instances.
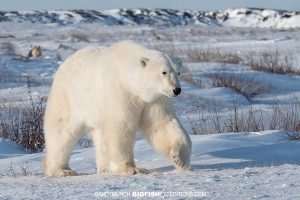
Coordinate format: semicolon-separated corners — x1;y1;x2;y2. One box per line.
43;40;191;176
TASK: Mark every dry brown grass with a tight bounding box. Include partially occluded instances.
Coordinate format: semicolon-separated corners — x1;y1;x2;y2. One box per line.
188;100;265;135
149;40;178;57
245;49;297;75
276;98;300;140
0;100;45;153
181;47;241;64
0;76;45;152
188;97;300;140
71;31;90;42
210;72;270;100
150;40;241;64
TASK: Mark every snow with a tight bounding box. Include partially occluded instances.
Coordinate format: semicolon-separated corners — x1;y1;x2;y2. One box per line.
1;131;300;199
0;9;300;199
220;8;300;29
0;139;25;159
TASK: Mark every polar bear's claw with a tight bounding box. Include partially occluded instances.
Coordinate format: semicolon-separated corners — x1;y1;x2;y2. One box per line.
134;167;150;174
59;169;78;177
170;144;190;170
44;168;77;177
120;167;150;175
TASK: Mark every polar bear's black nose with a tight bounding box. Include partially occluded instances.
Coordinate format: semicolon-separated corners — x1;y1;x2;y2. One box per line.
173;87;181;96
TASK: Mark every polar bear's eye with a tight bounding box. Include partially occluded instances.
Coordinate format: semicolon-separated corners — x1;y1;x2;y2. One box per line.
162;72;167;75
178;72;181;76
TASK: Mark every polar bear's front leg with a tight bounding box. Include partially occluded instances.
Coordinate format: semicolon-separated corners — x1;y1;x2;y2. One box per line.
91;129;108;174
139;98;192;170
165;119;192;170
104;123;149;175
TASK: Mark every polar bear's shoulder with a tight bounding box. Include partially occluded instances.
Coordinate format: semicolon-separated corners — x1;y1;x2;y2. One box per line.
110;40;145;50
62;45;107;66
108;40;155;57
73;45;107;56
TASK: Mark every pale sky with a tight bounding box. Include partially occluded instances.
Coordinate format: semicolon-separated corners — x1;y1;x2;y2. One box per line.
0;0;299;11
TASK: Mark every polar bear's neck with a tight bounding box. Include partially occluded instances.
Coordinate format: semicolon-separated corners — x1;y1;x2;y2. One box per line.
117;83;146;108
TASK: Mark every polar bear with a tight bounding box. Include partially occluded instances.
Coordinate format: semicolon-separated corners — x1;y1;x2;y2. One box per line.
43;40;191;176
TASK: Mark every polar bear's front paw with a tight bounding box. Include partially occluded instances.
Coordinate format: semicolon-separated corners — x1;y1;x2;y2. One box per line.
45;168;77;177
169;144;191;170
119;167;150;175
134;167;150;174
58;169;78;177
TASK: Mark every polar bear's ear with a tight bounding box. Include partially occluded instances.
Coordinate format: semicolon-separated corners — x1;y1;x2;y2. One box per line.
140;57;149;68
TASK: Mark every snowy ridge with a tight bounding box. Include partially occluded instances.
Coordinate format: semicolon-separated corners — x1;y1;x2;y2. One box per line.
0;8;300;28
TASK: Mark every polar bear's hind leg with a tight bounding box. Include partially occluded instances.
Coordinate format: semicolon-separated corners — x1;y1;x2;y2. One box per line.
44;116;82;177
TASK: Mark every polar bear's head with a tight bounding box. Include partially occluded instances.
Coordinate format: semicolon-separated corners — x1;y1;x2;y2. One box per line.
128;52;182;103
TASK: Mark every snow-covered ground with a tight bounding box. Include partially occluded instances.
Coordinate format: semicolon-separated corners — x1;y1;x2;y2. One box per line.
0;9;300;199
1;131;300;199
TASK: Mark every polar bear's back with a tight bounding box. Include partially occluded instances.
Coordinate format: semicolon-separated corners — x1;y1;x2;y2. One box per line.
46;46;109;124
54;40;157;81
47;41;159;124
55;45;106;79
